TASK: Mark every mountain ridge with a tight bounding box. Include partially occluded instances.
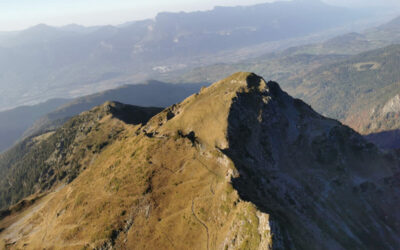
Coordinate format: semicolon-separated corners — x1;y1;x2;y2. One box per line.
0;80;205;153
1;72;399;249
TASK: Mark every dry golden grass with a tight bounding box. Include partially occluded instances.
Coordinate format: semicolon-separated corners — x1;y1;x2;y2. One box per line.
0;73;272;249
31;131;56;144
147;72;267;149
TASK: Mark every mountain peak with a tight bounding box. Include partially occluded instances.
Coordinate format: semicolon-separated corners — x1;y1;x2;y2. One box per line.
208;72;268;93
143;72;282;149
293;0;323;4
1;73;400;249
25;23;54;32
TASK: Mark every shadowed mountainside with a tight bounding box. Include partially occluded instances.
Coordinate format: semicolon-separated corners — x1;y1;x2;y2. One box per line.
0;73;399;249
225;74;400;249
365;130;400;149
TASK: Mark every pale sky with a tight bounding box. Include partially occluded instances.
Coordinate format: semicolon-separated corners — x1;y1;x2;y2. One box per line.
0;0;399;31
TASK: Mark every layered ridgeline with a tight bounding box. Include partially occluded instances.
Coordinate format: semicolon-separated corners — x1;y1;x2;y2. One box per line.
0;0;366;111
0;98;69;153
161;14;400;86
0;80;204;153
1;73;400;249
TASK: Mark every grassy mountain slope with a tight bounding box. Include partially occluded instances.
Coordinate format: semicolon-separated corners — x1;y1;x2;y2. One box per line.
0;102;162;211
1;73;399;249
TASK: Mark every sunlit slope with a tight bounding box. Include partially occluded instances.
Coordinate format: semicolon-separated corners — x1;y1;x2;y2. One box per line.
0;102;162;211
1;73;399;249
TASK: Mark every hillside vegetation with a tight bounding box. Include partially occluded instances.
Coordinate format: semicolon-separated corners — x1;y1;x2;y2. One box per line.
0;73;399;249
285;45;400;132
0;102;162;211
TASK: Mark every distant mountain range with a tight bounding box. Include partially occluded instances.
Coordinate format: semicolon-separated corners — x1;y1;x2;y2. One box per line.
2;8;400;154
158;15;400;148
0;99;69;153
161;14;400;85
3;12;400;153
0;0;372;111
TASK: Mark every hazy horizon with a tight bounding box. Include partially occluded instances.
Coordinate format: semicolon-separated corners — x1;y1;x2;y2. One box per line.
2;0;400;32
1;0;281;32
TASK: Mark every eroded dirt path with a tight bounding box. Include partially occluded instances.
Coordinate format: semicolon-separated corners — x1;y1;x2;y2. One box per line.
0;185;65;247
191;197;210;250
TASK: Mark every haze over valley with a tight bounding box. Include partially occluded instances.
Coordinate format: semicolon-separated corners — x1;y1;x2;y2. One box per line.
0;0;393;111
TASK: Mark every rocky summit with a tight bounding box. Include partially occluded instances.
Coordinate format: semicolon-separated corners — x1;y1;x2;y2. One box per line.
0;72;400;249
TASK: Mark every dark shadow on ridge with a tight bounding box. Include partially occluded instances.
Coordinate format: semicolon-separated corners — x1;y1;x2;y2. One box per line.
364;129;400;150
221;74;293;249
105;102;163;125
221;74;400;250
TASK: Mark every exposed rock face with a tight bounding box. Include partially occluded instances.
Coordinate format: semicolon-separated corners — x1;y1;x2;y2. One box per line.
363;94;400;134
222;73;400;249
1;72;399;249
347;94;400;149
382;94;400;114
